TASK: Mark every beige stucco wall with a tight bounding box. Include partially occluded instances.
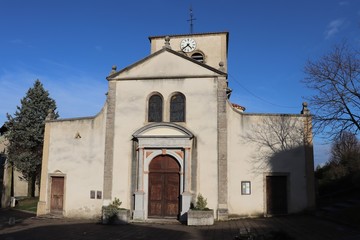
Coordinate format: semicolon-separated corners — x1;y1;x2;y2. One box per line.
0;135;9;207
227;103;308;216
112;76;220;211
44;107;107;218
0;135;6;153
1;134;39;207
13;171;39;197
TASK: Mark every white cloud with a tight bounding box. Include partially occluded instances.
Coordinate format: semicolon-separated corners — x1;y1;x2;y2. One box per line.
10;39;23;44
9;39;34;48
45;74;107;119
0;70;41;123
40;58;73;70
324;19;345;39
0;64;108;124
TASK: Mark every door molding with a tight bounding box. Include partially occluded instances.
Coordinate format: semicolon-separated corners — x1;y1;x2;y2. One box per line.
132;123;194;220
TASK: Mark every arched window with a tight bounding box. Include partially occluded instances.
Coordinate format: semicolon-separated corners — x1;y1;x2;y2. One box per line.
191;52;204;63
148;94;163;122
170;93;185;122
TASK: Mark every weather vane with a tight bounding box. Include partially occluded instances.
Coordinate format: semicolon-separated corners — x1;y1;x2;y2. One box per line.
187;6;196;34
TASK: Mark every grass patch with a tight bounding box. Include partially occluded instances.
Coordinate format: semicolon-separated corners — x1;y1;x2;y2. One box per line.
14;197;38;213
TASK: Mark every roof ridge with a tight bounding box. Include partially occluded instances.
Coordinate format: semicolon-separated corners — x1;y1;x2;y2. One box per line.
107;47;227;80
148;31;229;40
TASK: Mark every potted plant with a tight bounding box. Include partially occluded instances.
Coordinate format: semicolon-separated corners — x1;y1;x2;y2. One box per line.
187;193;214;226
102;198;130;224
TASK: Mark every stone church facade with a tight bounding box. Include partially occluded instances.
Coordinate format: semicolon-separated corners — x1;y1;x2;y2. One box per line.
37;32;315;220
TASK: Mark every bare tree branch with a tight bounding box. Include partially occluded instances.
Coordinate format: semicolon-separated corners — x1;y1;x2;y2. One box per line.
243;115;305;162
303;43;360;139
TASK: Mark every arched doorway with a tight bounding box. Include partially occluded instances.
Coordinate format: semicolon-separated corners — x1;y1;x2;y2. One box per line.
148;155;180;218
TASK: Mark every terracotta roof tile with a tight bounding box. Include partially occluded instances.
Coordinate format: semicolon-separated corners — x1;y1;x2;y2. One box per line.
231;103;246;111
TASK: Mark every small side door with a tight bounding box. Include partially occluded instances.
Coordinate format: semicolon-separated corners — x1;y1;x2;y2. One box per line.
50;176;64;214
266;176;288;215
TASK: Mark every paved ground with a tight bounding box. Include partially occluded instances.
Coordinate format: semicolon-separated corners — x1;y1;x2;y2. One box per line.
1;209;360;240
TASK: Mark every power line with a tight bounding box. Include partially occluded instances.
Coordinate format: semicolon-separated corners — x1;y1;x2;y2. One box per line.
228;73;298;109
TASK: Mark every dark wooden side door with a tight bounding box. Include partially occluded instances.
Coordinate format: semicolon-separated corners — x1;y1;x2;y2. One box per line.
266;176;288;215
148;155;180;218
50;176;64;214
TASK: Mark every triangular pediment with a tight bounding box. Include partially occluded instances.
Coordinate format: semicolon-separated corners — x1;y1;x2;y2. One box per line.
108;48;226;80
133;122;193;139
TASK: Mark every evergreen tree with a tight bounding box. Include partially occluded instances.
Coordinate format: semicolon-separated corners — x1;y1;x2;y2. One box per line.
5;79;58;197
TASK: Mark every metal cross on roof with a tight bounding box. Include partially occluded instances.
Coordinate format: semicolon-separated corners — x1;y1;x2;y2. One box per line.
187;7;196;34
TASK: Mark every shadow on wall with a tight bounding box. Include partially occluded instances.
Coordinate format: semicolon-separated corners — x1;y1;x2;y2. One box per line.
241;115;306;172
240;114;314;215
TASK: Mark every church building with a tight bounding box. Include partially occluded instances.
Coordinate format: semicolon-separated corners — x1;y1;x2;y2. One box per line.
37;32;315;221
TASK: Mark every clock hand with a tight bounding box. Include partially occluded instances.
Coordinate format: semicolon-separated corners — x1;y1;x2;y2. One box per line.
182;43;190;50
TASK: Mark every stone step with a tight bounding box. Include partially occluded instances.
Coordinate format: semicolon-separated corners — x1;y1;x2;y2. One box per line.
37;214;64;219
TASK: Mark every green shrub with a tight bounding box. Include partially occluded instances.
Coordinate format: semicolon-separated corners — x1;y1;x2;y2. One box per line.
193;193;209;210
102;198;122;223
110;198;122;209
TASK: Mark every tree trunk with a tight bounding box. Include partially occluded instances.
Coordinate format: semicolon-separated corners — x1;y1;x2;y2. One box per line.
27;175;36;197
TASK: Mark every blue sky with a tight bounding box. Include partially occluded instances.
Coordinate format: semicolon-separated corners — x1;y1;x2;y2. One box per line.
1;0;360;166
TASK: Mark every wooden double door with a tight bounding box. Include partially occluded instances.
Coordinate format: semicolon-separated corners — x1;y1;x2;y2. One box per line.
148;155;180;218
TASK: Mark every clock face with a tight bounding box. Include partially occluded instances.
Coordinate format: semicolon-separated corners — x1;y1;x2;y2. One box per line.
180;38;196;53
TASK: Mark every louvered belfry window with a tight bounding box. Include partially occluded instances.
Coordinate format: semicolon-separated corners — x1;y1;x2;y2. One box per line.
191;52;204;63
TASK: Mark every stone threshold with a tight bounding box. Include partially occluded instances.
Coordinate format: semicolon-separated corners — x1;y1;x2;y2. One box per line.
131;218;182;225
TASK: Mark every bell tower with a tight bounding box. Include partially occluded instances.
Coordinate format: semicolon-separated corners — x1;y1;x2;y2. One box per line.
149;32;229;72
